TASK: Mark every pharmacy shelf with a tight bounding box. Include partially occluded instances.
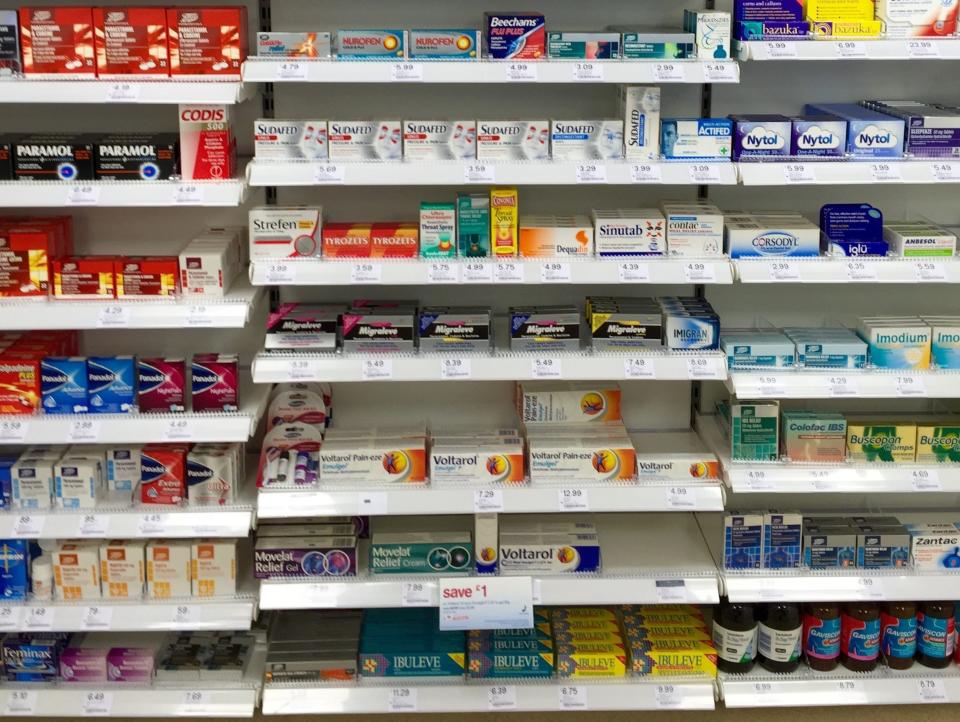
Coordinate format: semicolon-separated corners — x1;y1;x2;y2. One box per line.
246;159;741;187
242;57;740;84
0;78;253;104
252;350;728;384
258;513;721;610
0;281;263;330
0;381;270;444
720;666;960;708
262;678;716;715
738;159;960;185
0;179;247;208
736;37;960;61
249;258;735;286
696;413;959;494
736;257;960;284
726;368;960;399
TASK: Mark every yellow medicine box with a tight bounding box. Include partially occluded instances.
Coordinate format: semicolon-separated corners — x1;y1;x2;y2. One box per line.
490;187;519;256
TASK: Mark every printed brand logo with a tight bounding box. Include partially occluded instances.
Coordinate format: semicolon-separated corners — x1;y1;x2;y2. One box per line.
491;194;517;207
255;122;299;135
404;122;449;134
797;126;841;150
329;123;375;136
478;123;522;136
698;124;731;137
743;127;785;150
32;10;51;21
490;17;540;27
180;12;200;23
753;231;798;254
856;124;899;149
876;332;929;344
18;145;73;157
106;11;125;22
99;144;157;157
599;223;645;237
87;360;123;393
180;108;224;122
554;123;596;135
137;362;169;393
253;218;298;232
191;364;220;394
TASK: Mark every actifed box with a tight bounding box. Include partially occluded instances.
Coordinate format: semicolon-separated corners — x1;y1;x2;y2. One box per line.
167;6;247;77
661;118;733;160
93;7;168;77
178;104;236;180
19;7;95;76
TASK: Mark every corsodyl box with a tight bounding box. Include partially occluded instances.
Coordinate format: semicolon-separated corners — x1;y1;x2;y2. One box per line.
403;120;476;160
476;121;550;161
328;120;402;161
550;120;624;160
725;213;821;258
254;120;329;161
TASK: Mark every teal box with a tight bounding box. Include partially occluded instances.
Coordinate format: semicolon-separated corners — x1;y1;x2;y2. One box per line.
621;32;695;59
467;650;555;678
456;194;490;257
360;650;466;677
420;202;457;258
547;31;621;59
468;637;554;652
370;533;472;574
361;634;466;652
469;626;552;641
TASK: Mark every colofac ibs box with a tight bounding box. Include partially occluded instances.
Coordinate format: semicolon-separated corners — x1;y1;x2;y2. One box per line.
167;7;247;77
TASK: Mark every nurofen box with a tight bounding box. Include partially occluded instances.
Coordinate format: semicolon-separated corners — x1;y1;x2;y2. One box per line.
254;536;358;578
519;216;593;257
13;134;96;181
370;533;473;575
92;7;168;77
254;120;328;161
619;86;661;160
52;257;115;299
846;420;918;462
592;209;666;257
528;435;636;482
137;357;185;413
491;187;520;256
19;7;95;76
320;437;427;484
191;539;237;597
476;121;549;161
517;382;622;424
178;104;236;180
404;120;476;161
146;540;191;598
483;12;545;59
53;541;101;600
167;7;247;77
115;257;179;297
430;439;525;484
328;120;402;161
499;532;601;574
550;120;624;160
250;206;322;261
0;11;21;76
409;29;479;58
100;540;144;599
335;29;405;58
257;31;331;58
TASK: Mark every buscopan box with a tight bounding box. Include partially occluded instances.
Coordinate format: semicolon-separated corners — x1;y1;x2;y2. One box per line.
403;120;476;161
550;120;624;160
254;120;328;161
476;121;549;161
328;120;402;161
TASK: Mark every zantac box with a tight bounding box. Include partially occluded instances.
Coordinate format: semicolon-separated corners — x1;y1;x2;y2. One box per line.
403;120;476;161
93;7;168;77
328;120;402;161
19;6;95;76
167;6;247;77
409;29;478;58
476;121;549;161
179;104;236;180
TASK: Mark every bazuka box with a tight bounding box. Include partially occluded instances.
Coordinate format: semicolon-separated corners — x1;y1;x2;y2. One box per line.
528;436;636;482
499;532;602;574
53;257;115;298
93;7;168;77
250;206;322;260
94;133;178;180
14;134;95;181
518;382;622;424
476;121;549;161
328;121;402;161
320;437;427;484
550;120;624;160
179;104;236;180
404;121;476;161
370;533;472;574
19;7;95;76
167;7;247;77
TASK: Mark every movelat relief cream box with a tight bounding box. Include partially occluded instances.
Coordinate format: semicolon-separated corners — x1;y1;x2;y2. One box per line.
369;533;473;575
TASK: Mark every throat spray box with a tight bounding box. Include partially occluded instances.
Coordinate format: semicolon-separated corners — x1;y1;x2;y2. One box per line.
178;104;236;180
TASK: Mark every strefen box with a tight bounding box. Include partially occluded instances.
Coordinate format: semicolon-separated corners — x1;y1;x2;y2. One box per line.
855;525;911;568
762;511;802;569
519;216;593;257
875;0;957;37
661;202;724;257
731;115;792;159
550;120;624;160
499;533;602;574
791;116;848;157
256;32;332;58
335;29;405;58
320;437;427;484
846;420;918;462
510;305;581;352
804;103;905;158
660;118;733;160
906;522;960;570
54;542;101;600
146;540;193;598
249;206;322;260
731;401;779;461
430;440;524;484
475;513;498;574
476;121;550;161
721;331;796;367
618;86;660;161
191;540;236;597
254;120;328;161
0;11;21;76
328;120;402;161
684;10;732;59
883;221;958;258
370;533;473;575
547;31;621;59
457;194;490;257
254;536;358;578
781;411;847;462
528;435;636;482
403;120;476;161
420;202;457;257
12;456;54;509
409;29;479;59
100;540;145;599
803;525;857;568
517;382;622;424
418;306;492;353
592;209;665;257
723;512;762;569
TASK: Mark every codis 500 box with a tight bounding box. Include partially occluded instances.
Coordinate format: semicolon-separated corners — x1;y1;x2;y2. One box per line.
178;104;236;180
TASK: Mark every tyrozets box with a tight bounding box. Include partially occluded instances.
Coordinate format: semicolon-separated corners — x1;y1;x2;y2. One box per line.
93;7;168;77
95;133;178;181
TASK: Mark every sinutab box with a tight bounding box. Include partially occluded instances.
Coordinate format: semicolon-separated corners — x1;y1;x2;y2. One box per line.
14;134;95;181
167;7;247;77
94;133;178;181
93;7;168;77
19;7;95;76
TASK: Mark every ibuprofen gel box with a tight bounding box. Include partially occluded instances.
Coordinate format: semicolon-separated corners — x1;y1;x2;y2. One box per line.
320;438;428;484
528;435;636;482
430;439;525;484
499;533;601;574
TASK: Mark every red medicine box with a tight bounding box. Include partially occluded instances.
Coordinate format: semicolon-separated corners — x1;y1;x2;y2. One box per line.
52;256;116;299
0;350;41;414
19;6;96;76
140;444;187;505
93;7;169;77
167;6;247;77
115;256;180;297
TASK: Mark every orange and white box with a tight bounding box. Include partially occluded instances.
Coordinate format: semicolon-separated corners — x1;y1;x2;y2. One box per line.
372;222;419;258
167;6;247;77
430;438;525;484
146;540;192;599
517;381;623;424
93;7;169;77
528;432;636;482
191;539;236;597
19;6;95;76
52;257;115;299
519;215;594;257
249;206;322;260
53;541;101;600
178;104;236;180
100;539;145;599
320;436;428;484
322;222;372;258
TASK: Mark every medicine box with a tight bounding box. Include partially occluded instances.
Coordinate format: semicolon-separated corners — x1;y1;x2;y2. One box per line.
618;86;660;160
804;103;905;158
146;540;193;598
418;306;493;354
12;457;54;509
510;305;580;352
916;422;960;463
616;30;696;59
592;209;665;257
855;526;911;568
457;194;490;257
517;382;622;424
724;213;821;258
684;10;732;59
475;513;498;574
906;522;960;570
403;121;476;161
191;540;237;597
0;11;21;75
883;221;957;258
54;542;101;600
859;322;931;369
519;216;593;257
100;540;145;599
499;532;601;574
54;456;100;508
721;331;796;367
409;29;479;59
370;533;473;575
254;120;329;161
803;526;857;568
249;206;322;261
661;202;724;257
320;437;427;484
790;116;848;157
482;13;545;60
875;0;958;37
781;411;847;462
420;202;457;257
328;120;402;161
731;401;779;461
254;536;358;578
431;440;524;484
731;115;792;159
723;512;762;569
476;121;549;161
660;118;733;160
528;435;636;482
547;31;621;58
550;120;624;160
846;419;917;462
256;32;332;58
763;511;802;568
490;187;520;256
41;357;89;414
335;30;405;58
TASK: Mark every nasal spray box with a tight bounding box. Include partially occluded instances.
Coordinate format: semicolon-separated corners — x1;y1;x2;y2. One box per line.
550;120;624;160
619;86;660;160
178;105;236;180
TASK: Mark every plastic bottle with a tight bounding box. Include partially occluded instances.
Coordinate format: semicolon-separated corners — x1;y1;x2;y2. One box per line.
880;601;916;670
758;602;802;673
841;602;881;672
713;599;758;673
916;601;956;669
803;602;840;671
31;555;53;601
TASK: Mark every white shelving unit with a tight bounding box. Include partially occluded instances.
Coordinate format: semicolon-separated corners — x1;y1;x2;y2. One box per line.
258;514;721;610
0;79;252;104
735;257;960;284
0;281;263;331
738;159;960;186
0;180;247;208
727;369;960;399
735;37;960;61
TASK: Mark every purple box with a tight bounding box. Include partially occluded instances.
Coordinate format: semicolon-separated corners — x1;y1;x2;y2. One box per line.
735;20;813;39
107;647;154;683
60;647;108;683
734;0;804;21
254;536;358;578
137;357;186;413
731;114;792;159
860;101;960;159
191;354;239;413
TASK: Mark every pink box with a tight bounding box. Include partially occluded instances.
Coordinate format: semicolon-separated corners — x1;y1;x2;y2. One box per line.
178;104;236;180
107;647;154;683
137;357;186;413
60;647;108;683
191;353;239;412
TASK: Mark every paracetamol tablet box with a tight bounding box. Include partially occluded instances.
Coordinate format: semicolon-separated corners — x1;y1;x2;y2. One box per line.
55;456;100;508
518;382;622;424
476;121;549;161
403;120;476;160
249;206;322;260
618;86;660;160
19;7;95;76
592;209;665;257
92;7;168;77
254;120;328;161
550;120;624;160
328;120;402;161
12;457;53;509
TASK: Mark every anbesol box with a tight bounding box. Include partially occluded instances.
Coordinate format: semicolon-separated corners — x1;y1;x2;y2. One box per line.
100;540;144;599
146;540;192;599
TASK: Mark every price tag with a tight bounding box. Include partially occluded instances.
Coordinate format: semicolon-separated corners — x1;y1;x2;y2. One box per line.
754;374;786;397
624;357;656;379
391;62;423;82
834;40;867;58
173;604;196;626
760;41;798;59
276;61;308;80
5;691;37;716
557;488;589;511
767;261;802;281
494;262;524;283
81;691;113;716
857;577;882;600
67;184;101;205
687;164;723;184
401;581;433;607
67;419;100;443
531;358;562;379
655;683;684;709
505;62;537;82
185;304;213;327
540;262;571;283
350;262;381;284
439;358;471;380
361;359;393;381
655;579;688;603
25;606;54;631
745;470;775;490
630;164;662;183
835;680;867;702
77;514;109;537
753;681;778;695
487;685;517;711
462;262;493;283
427;262;459;284
845;260;878;282
703;61;737;82
0;419;28;443
137;513;168;536
313;163;345;184
163;418;195;441
654;62;687;82
105;82;140;102
575;163;607;183
172;184;204;204
870;162;902;183
782;163;817;184
287;358;318;381
686;357;725;380
559;686;588;710
97;305;130;328
388;688;417;712
81;605;114;630
827;374;858;398
179;691;212;713
464;162;496;184
473;489;504;513
618;261;650;282
911;468;942;491
907;39;940;58
683;261;717;283
12;514;44;538
439;577;533;631
356;492;388;515
917;678;948;703
931;162;960;182
896;375;927;397
915;261;948;282
666;486;696;509
0;606;23;631
264;262;295;284
572;62;603;81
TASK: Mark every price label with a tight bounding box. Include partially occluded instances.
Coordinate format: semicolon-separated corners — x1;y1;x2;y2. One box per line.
25;606;54;631
462;262;493;283
473;489;504;513
427;262;459;284
391;63;423;82
745;469;775;490
350;262;381;284
81;605;113;630
575;163;607;183
870;162;902;183
767;261;802;281
915;261;948;282
557;488;589;511
401;581;433;607
917;678;948;703
654;62;686;82
911;468;942;491
163;418;195;441
572;62;603;81
845;261;878;282
827;375;858;398
505;62;537;82
172;184;204;204
618;261;650;282
531;357;562;379
464;162;496;184
77;514;109;537
761;41;798;58
361;359;393;381
494;262;524;283
540;262;571;283
559;686;588;710
67;419;100;443
931;162;960;182
264;262;295;284
703;61;737;82
0;419;28;443
834;40;867;58
666;486;696;509
753;681;778;695
5;691;37;716
687;164;723;184
487;685;517;711
686;357;725;380
655;683;684;709
630;164;662;183
857;577;882;600
357;492;388;515
0;606;23;631
97;305;130;328
173;604;196;626
81;691;113;716
835;680;867;702
276;61;308;79
624;357;656;379
105;82;140;102
185;304;213;326
287;358;318;381
755;374;786;397
907;39;940;58
12;514;44;539
388;688;417;712
783;163;817;184
656;579;688;603
896;375;927;397
439;358;471;380
683;261;717;283
313;163;345;184
67;184;101;205
137;513;168;536
179;691;211;713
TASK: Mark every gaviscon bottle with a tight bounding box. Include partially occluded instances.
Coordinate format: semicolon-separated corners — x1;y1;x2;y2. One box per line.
841;602;881;672
803;602;841;671
880;601;916;670
916;601;956;669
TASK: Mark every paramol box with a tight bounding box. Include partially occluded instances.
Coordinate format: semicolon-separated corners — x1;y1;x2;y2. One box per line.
94;133;178;181
14;135;95;181
731;401;779;461
370;533;472;575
